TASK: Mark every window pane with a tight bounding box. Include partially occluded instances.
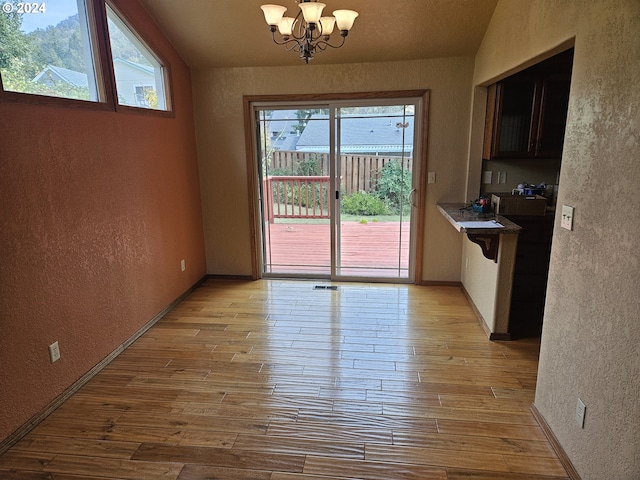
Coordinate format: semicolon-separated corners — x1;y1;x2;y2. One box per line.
106;4;168;111
0;0;100;101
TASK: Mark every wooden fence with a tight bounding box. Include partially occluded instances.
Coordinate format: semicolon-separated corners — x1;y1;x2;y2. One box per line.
268;151;412;195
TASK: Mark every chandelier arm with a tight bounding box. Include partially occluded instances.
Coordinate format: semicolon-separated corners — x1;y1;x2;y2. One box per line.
285;41;304;53
314;33;347;51
270;30;305;52
293;9;309;41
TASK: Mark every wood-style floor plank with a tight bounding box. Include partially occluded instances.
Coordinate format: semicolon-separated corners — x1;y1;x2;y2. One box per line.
44;455;184;480
0;279;568;479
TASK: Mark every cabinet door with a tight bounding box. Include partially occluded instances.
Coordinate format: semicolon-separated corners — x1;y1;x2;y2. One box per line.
535;75;571;157
492;79;537;158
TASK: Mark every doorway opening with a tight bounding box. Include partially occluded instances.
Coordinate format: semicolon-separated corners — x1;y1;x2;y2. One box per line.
245;92;429;283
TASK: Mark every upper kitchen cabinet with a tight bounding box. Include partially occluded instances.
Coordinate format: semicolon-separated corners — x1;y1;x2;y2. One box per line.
483;49;573;160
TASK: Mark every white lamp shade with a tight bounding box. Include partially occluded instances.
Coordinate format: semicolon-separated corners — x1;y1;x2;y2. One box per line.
278;16;296;36
299;2;325;24
319;16;336;36
260;4;287;25
333;9;358;31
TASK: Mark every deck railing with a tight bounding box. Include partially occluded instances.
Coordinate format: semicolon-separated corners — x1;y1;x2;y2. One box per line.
263;176;330;223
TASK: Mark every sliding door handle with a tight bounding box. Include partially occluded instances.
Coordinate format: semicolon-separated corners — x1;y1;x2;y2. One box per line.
408;188;417;208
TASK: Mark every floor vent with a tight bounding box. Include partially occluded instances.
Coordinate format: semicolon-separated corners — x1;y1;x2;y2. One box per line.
314;285;338;291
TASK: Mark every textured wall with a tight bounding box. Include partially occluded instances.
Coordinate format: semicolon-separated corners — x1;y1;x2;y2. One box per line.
0;0;206;443
473;1;640;478
481;158;561;195
461;236;499;329
461;233;517;334
191;58;475;281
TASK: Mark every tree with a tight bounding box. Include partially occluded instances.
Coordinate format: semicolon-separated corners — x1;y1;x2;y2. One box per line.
107;17;152;66
293;108;321;134
1;9;91;100
375;160;412;214
143;88;158;109
0;3;29;69
28;15;83;73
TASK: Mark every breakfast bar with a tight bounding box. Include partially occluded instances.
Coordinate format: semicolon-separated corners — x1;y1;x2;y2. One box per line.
437;203;521;340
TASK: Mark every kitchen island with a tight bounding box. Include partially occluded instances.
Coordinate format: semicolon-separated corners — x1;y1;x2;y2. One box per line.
437;203;521;340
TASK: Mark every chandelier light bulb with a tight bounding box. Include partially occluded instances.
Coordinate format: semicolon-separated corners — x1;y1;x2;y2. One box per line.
333;9;358;31
260;4;287;26
260;1;358;63
298;2;326;24
278;16;296;36
319;16;336;36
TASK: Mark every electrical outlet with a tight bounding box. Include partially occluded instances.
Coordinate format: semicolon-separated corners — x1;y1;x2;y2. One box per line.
49;341;60;363
576;398;586;428
483;171;492;184
428;171;436;184
180;259;186;272
497;171;507;184
561;205;574;230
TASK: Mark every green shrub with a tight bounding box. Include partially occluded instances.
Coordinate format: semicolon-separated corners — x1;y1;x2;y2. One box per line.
295;155;322;176
341;191;389;216
375;160;412;214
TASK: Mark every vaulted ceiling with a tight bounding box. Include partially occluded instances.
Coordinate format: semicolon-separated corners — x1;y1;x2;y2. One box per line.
138;0;498;68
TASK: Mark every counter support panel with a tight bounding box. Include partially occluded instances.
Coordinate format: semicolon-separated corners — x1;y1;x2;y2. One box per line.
467;233;499;262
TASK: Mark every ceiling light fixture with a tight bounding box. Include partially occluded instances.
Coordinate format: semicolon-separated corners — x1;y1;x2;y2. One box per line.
260;1;358;64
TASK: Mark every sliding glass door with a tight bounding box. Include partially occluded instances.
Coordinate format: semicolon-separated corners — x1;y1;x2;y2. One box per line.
254;98;421;282
256;107;332;276
333;104;415;279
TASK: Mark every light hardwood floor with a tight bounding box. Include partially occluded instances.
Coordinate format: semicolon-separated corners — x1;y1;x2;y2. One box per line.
0;279;568;479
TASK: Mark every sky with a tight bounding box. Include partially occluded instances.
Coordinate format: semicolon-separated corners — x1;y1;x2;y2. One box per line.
16;0;79;33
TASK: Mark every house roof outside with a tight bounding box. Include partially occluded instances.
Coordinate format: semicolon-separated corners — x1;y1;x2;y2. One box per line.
33;65;89;88
32;58;153;89
113;57;155;75
296;114;415;154
265;110;304;152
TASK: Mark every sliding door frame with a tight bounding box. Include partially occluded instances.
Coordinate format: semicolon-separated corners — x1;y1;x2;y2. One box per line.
243;90;430;283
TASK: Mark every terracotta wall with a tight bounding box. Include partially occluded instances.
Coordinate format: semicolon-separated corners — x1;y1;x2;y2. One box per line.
472;1;640;478
0;0;206;443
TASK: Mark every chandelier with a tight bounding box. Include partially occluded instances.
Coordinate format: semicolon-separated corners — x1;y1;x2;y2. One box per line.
260;1;359;64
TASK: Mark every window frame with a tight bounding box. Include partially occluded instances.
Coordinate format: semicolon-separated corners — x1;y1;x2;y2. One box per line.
0;0;173;117
0;0;113;110
103;0;173;116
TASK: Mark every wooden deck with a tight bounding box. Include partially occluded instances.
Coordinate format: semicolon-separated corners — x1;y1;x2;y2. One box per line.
264;221;410;278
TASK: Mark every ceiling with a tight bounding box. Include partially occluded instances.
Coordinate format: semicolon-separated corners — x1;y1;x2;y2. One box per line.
137;0;499;69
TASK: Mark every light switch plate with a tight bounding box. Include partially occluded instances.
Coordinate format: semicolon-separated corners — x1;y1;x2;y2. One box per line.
428;171;436;184
483;171;492;184
561;205;574;230
49;341;60;363
576;398;586;428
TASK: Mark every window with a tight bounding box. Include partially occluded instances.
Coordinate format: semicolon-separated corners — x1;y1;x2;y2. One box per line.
0;0;103;101
106;3;169;111
134;85;153;107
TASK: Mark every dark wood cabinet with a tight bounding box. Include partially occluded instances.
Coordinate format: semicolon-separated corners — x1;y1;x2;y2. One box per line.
506;214;554;338
536;75;572;157
483;49;573;160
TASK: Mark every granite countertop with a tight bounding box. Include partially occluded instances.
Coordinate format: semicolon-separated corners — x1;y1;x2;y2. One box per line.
437;203;522;234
